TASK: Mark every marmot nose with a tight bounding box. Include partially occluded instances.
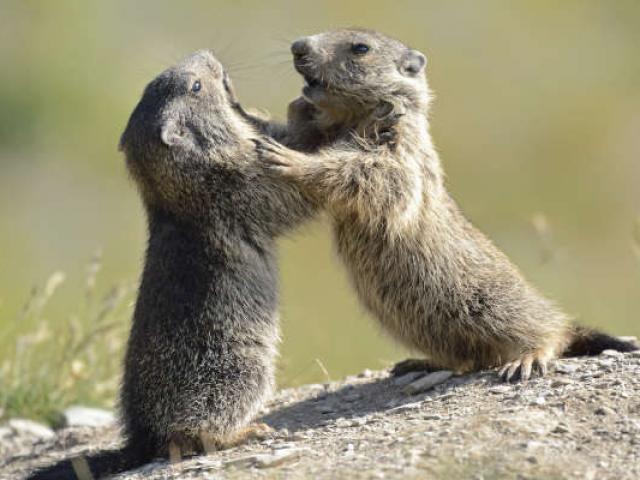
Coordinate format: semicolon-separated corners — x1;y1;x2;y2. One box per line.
291;38;310;57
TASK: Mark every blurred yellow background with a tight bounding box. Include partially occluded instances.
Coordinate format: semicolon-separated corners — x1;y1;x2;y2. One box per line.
1;0;639;403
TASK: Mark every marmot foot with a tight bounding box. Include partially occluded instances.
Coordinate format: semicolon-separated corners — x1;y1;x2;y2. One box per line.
200;423;274;454
498;351;549;382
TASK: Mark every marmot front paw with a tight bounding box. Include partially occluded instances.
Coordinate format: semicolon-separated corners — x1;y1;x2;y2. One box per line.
253;138;304;176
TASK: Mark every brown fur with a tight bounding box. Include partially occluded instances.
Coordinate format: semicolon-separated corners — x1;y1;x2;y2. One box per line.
253;28;637;381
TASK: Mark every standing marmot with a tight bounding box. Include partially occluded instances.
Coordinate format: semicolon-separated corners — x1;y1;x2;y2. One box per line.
255;29;638;381
30;50;315;480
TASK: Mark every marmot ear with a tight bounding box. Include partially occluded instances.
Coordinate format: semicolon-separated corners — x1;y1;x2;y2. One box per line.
400;49;427;77
160;118;187;147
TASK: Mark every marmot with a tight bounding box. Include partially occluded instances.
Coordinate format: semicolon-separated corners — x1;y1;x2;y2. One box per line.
29;50;315;480
255;28;638;382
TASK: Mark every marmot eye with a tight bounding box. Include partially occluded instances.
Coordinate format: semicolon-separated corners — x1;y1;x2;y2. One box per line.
191;80;202;93
351;43;370;55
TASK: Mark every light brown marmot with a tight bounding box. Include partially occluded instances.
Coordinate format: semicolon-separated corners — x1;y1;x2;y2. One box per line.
254;28;638;381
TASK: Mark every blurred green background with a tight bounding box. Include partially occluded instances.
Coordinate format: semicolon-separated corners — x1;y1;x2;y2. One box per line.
1;0;639;417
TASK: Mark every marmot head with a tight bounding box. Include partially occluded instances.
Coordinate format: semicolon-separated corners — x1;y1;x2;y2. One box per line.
120;50;251;216
290;29;430;119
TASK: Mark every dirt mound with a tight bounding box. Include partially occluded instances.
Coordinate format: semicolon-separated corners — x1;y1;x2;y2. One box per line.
2;351;639;479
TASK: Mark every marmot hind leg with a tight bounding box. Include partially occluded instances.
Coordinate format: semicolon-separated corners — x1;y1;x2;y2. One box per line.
199;423;274;454
167;423;273;462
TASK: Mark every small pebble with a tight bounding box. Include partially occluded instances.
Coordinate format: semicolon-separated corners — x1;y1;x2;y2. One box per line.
59;406;115;428
183;457;223;471
271;442;297;450
343;443;355;456
392;371;425;387
554;363;578;374
349;418;368;427
255;448;305;468
594;406;616;416
8;419;55;439
617;336;637;344
423;414;443;421
489;385;512;394
553;423;570;434
551;378;573;388
601;349;623;357
225;454;260;469
389;402;423;414
403;371;452;395
334;418;351;428
531;396;546;406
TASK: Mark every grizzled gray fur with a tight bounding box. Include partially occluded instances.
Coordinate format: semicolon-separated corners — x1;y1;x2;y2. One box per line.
29;50;315;480
120;49;316;457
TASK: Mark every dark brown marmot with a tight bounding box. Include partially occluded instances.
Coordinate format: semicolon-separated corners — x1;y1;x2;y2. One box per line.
29;50;316;480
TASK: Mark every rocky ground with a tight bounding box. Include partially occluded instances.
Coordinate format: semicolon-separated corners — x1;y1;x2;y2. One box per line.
1;349;639;480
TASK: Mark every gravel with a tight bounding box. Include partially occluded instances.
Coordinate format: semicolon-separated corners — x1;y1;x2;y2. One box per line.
1;352;639;479
58;406;116;429
6;420;55;440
